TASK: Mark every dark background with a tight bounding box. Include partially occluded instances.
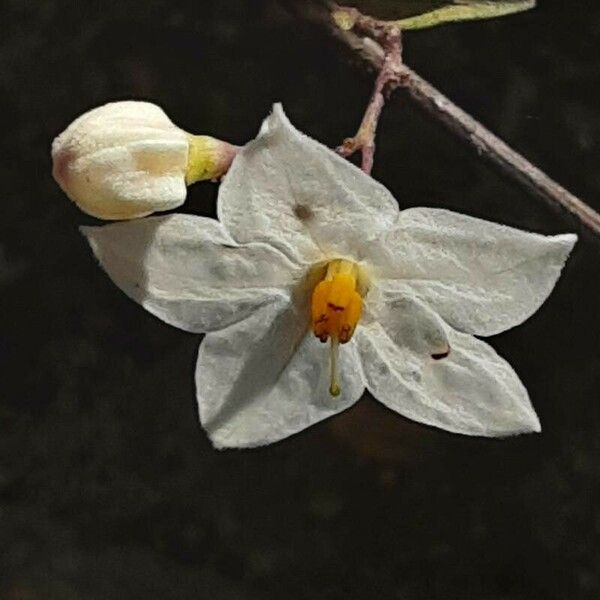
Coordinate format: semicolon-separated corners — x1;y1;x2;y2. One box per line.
1;1;598;598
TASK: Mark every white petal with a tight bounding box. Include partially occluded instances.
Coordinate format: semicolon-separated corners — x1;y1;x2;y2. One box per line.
356;321;540;437
218;104;399;264
82;214;301;333
368;208;576;336
197;297;365;449
365;284;450;358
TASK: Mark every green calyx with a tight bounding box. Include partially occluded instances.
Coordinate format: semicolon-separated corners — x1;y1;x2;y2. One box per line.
185;135;237;185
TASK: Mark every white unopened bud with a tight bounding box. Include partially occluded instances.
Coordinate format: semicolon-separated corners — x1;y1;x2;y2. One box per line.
52;101;238;220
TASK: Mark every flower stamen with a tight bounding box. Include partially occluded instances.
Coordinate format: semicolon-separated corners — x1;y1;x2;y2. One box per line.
329;338;341;397
311;259;364;396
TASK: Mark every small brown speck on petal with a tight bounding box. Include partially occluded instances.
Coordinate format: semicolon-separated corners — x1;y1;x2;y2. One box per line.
293;204;313;221
431;348;450;360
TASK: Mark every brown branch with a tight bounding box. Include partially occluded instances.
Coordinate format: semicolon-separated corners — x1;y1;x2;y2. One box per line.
336;25;403;174
292;0;600;238
399;67;600;237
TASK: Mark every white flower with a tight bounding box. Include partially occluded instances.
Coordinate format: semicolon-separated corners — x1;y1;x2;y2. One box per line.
52;101;237;220
81;104;577;449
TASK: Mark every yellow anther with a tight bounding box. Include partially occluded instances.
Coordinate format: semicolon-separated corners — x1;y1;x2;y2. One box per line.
310;259;365;397
311;259;363;345
338;291;362;344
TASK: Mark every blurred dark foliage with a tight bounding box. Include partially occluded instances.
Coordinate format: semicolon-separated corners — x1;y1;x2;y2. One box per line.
0;0;599;598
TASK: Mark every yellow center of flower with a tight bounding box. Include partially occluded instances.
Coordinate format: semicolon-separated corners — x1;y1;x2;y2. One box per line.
311;259;364;397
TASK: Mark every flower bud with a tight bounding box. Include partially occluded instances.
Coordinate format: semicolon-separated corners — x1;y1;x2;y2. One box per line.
52;101;238;220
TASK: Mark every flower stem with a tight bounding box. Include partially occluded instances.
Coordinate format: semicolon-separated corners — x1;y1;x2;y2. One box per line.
336;19;403;174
